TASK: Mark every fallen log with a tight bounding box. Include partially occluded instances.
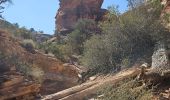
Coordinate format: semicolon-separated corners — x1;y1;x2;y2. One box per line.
42;82;98;100
42;68;140;100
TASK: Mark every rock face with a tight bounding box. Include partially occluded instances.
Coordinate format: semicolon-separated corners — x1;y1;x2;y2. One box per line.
0;30;80;96
0;72;40;100
56;0;106;34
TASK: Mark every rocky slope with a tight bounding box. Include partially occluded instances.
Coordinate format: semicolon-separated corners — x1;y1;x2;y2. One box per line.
0;30;80;99
0;72;40;100
0;19;52;43
56;0;107;34
42;46;170;100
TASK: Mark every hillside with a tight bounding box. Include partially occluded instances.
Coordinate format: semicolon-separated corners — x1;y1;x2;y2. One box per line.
0;30;81;99
1;0;170;100
0;19;52;43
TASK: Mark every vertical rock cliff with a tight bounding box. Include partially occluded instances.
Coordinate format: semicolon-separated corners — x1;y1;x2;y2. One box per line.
55;0;106;35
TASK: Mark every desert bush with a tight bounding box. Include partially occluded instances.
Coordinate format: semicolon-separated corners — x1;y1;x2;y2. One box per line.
81;3;169;74
19;27;33;39
13;56;44;83
81;35;116;73
121;57;131;68
21;39;36;53
30;66;44;83
64;19;99;56
0;52;11;73
40;41;65;61
15;62;44;83
15;62;32;77
0;53;32;77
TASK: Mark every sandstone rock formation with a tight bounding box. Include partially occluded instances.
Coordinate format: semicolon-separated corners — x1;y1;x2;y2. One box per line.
0;30;80;96
0;72;40;100
56;0;107;34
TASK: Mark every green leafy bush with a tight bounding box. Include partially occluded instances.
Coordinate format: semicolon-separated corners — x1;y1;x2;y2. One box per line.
81;35;115;73
64;19;99;56
39;41;66;61
21;39;36;53
15;62;32;77
47;42;65;61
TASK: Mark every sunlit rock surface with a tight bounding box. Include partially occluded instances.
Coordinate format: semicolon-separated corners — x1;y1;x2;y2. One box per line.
56;0;107;34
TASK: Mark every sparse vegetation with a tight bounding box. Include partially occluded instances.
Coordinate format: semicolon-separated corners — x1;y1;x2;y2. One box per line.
21;39;36;53
81;35;115;73
97;79;153;100
81;1;169;74
0;52;44;83
1;0;170;99
63;19;99;57
30;66;44;83
0;52;11;73
15;62;44;83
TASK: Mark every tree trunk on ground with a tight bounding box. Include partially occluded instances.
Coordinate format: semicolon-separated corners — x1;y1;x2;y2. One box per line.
42;68;140;100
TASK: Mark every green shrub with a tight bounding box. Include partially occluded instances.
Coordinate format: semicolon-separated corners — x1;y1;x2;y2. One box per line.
15;62;32;77
21;39;36;53
38;41;66;61
19;27;33;39
48;42;65;60
0;51;44;83
81;35;115;73
121;58;131;68
30;66;44;83
0;52;11;73
15;62;44;83
81;4;169;74
0;53;32;78
64;19;99;56
3;54;45;83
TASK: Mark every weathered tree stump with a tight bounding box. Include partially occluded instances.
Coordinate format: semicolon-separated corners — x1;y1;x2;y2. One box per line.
137;45;170;86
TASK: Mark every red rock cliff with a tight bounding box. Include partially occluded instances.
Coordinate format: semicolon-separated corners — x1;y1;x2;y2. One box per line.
56;0;106;34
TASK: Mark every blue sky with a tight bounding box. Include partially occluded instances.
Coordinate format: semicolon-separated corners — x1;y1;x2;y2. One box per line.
3;0;128;34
